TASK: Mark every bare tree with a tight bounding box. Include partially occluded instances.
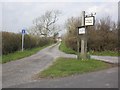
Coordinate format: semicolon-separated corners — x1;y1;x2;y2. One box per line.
64;16;81;51
32;10;61;37
27;26;41;37
64;15;118;51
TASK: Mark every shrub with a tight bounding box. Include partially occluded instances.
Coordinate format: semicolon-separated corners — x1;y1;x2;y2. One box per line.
2;32;53;55
65;37;77;51
64;16;118;52
2;32;21;54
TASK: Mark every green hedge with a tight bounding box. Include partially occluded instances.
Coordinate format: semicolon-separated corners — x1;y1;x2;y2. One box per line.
2;32;53;55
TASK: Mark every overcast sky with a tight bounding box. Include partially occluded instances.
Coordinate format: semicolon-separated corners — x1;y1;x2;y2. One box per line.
0;0;119;35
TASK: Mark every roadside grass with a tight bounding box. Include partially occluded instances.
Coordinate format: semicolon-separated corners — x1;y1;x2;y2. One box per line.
1;44;52;63
89;50;119;56
39;57;113;78
59;41;76;54
59;41;119;56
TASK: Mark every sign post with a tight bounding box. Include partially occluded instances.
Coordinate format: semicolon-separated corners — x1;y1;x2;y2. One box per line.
77;11;95;60
22;29;25;51
77;26;86;60
80;11;86;60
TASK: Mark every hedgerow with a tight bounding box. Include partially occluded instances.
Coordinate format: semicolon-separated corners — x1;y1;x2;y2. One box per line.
2;32;54;55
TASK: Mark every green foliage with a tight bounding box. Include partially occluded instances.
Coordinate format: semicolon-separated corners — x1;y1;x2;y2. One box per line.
39;57;112;78
90;50;119;56
2;32;54;55
59;41;119;56
59;41;76;54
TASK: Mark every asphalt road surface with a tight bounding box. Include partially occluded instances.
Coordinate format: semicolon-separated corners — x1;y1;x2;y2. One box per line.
91;56;118;64
9;67;118;88
2;43;118;88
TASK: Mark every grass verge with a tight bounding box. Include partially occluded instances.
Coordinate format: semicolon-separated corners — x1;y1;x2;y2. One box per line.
59;41;76;54
59;41;119;56
39;57;113;78
89;50;119;56
1;44;52;63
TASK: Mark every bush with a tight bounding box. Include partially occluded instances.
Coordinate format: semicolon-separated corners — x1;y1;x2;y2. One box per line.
2;32;53;55
64;16;118;52
65;37;77;51
2;32;21;54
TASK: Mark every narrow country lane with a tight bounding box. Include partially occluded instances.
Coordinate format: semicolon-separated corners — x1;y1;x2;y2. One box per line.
2;43;62;88
2;42;118;88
